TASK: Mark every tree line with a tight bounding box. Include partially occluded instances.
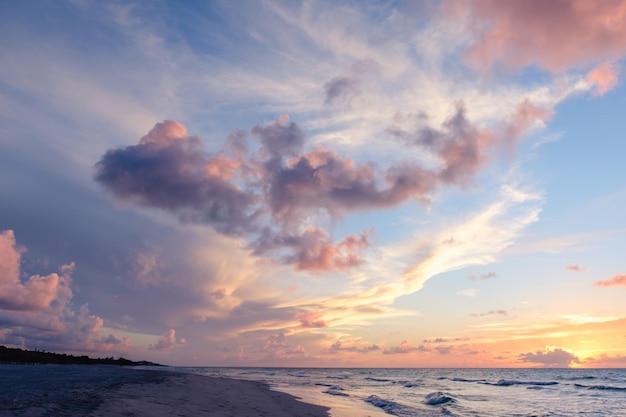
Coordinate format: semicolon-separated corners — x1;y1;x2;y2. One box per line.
0;345;162;366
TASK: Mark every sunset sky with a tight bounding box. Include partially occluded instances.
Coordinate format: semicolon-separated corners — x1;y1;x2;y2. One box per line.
1;0;626;368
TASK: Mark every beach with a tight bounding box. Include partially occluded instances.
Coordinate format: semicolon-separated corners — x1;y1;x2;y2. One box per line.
0;365;329;417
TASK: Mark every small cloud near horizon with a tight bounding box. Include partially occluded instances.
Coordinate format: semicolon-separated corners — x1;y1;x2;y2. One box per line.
595;275;626;288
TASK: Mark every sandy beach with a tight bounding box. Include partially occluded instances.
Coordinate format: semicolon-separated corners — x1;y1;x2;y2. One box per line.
90;372;330;417
0;365;329;417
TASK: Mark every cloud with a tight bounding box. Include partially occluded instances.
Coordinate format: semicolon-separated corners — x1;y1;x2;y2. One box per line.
584;354;626;366
324;76;360;105
94;120;257;236
321;340;381;354
586;61;620;95
0;230;129;353
383;340;429;355
0;231;73;311
566;264;584;272
518;347;580;367
471;309;508;317
262;332;306;359
468;271;497;280
595;274;626;288
296;311;327;328
448;0;626;72
457;289;479;297
254;228;372;271
149;328;185;351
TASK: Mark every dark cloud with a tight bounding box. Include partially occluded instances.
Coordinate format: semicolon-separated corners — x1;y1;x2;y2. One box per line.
95;118;431;271
324;76;360;105
94;121;257;236
95;104;547;271
518;348;580;367
252;118;305;158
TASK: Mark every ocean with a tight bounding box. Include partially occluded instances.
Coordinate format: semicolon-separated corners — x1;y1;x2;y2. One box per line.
175;367;626;417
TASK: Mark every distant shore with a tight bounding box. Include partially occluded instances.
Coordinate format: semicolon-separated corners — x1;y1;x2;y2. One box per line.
0;345;162;366
0;364;330;417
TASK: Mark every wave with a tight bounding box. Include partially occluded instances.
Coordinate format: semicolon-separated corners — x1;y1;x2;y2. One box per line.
574;383;626;391
424;391;454;405
364;377;392;382
323;385;349;396
365;395;416;417
558;375;597;381
491;379;559;387
450;377;488;383
366;395;456;417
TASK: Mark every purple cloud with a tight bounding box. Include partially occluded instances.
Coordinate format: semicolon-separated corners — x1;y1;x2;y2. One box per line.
518;348;580;367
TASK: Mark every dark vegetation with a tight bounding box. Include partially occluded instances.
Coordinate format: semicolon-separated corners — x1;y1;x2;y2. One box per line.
0;345;162;366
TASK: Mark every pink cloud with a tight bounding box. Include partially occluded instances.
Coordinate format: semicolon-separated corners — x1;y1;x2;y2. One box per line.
595;274;626;287
150;328;185;351
447;0;626;72
586;61;620;95
0;230;130;353
296;311;327;328
0;230;72;311
138;120;187;148
500;100;552;150
566;264;584;272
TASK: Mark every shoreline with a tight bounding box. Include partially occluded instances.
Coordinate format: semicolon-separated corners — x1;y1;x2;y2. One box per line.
90;371;331;417
0;364;330;417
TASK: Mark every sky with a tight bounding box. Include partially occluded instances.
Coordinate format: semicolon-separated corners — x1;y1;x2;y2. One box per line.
1;0;626;368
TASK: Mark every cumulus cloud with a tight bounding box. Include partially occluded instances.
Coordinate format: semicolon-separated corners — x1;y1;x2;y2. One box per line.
94;120;257;236
96;97;548;274
448;0;626;73
150;328;185;351
0;230;128;352
595;274;626;288
518;347;580;367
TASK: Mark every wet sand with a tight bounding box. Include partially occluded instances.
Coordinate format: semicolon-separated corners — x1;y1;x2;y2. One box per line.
0;365;329;417
90;372;330;417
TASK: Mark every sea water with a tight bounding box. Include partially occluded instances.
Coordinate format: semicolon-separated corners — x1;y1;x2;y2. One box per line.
176;367;626;417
